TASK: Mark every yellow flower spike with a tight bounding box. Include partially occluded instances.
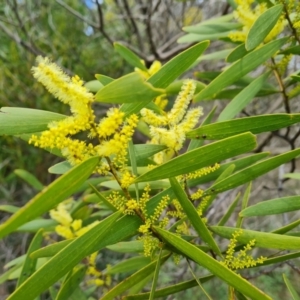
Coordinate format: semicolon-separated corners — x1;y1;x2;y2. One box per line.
50;204;72;227
32;56;94;108
71;219;82;231
141;108;168;126
97;108;124;139
167;80;196;125
222;230;266;271
55;225;74;239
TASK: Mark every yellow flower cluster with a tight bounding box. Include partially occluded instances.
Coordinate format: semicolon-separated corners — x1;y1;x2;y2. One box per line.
49;201;112;288
186;163;220;180
141;80;202;164
86;253;112;287
29;57;138;173
136;191;170;256
221;230;266;271
229;0;285;43
135;60;162;80
49;201;99;239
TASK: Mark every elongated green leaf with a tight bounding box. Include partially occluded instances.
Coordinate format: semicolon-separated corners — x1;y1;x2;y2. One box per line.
135;133;256;182
283;274;300;300
149;248;163;300
124;275;214;299
183;22;241;34
188;152;269;187
169;178;221;256
89;184;117;212
48;161;72;174
197;49;232;62
236;182;252;228
106;241;144;253
130;144;166;162
0;107;66;136
178;32;232;43
17;219;57;232
205;149;300;195
100;255;169;300
154;227;271;300
114;43;147;71
218;193;241;226
85;80;103;92
17;230;44;287
106;257;151;275
95;73;163;104
35;216;141;260
218;72;270;121
95;74;114;85
259;251;300;267
14;169;44;191
241;196;300;217
283;172;300;180
31;240;73;259
280;45;300;55
194;37;288;101
273;219;300;234
210;226;300;250
0;205;19;214
188;114;300;140
8;212;121;300
246;4;283;51
0;157;99;239
121;41;209;116
226;43;249;63
56;266;87;300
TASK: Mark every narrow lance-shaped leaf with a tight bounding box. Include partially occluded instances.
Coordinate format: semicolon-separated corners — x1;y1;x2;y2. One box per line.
100;255;170;300
135;132;257;182
14;169;44;191
17;229;44;287
154;227;271;300
0;156;99;239
218;193;241;226
204;149;300;196
218;72;270;121
95;72;163;104
169;177;222;256
246;4;283;51
283;274;300;300
0;107;66;136
123;275;214;300
7;212;121;300
210;226;300;250
194;37;288;101
56;266;87;300
236;182;252;228
226;43;249;63
114;42;148;71
240;196;300;217
188;114;300;140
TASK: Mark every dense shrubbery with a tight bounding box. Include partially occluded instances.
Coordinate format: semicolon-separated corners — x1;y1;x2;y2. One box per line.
2;1;300;299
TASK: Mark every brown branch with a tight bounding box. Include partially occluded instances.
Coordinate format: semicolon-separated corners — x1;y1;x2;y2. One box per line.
146;1;159;59
95;0;114;45
55;0;98;28
283;2;300;44
0;21;44;56
121;0;144;51
271;57;290;113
